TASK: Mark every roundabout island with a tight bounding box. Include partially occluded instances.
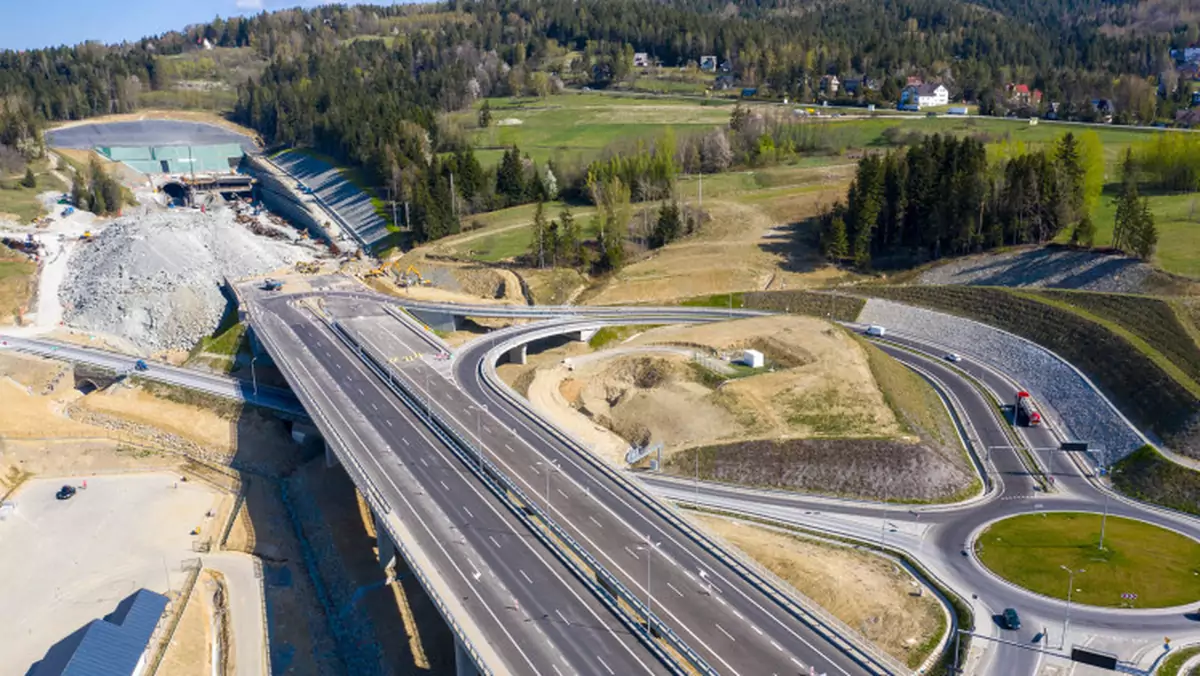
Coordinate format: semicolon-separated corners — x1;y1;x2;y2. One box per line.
974;512;1200;608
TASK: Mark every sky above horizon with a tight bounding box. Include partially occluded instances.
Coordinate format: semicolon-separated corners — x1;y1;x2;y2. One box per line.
1;0;402;51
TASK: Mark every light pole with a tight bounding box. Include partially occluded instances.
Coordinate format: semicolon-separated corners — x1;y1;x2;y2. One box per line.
250;355;258;397
466;404;489;467
636;535;661;631
1099;491;1110;550
537;459;559;505
1060;565;1085;648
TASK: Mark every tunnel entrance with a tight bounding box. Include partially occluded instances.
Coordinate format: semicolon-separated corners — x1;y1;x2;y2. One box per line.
161;182;189;206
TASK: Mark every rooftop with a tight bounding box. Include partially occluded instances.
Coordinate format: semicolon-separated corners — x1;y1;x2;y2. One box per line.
32;589;169;676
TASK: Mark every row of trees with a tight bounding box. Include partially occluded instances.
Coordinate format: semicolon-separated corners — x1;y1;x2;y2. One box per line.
70;159;125;216
819;132;1134;267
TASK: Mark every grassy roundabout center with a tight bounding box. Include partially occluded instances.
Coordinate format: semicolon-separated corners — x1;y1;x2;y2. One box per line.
975;512;1200;608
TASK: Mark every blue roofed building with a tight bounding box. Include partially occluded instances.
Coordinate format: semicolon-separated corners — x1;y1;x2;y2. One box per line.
32;589;169;676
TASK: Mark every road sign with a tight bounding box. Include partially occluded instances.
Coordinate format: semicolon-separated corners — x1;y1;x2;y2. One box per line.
1061;441;1089;452
1071;646;1118;669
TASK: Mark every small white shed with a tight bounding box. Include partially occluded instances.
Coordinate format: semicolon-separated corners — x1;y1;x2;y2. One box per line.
742;349;764;369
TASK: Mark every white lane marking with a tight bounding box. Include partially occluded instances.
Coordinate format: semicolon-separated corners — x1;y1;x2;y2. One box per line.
623;546;639;559
440;480;450;491
463;507;474;519
751;625;763;635
419;457;428;467
596;656;614;675
790;658;804;668
371;403;378;411
556;489;568;499
385;419;393;428
555;609;569;625
356;387;364;396
402;437;410;446
489;535;501;548
552;666;563;676
588;516;603;528
667;582;684;597
770;640;783;651
715;623;735;641
504;443;514;452
531;465;540;475
520;569;533;584
732;609;744;620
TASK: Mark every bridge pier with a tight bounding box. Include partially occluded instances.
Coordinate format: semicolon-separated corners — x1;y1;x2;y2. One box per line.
325;441;340;469
408;308;460;334
506;344;527;365
455;637;481;676
572;328;598;343
375;516;397;571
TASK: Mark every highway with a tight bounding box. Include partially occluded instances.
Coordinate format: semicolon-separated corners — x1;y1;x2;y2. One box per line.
320;295;899;676
11;284;1200;675
240;288;673;676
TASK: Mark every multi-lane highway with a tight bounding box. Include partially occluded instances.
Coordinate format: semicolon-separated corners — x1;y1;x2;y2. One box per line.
9;283;1200;675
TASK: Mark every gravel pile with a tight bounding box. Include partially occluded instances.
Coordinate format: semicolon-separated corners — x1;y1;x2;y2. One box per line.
61;208;311;352
917;247;1155;293
859;298;1146;461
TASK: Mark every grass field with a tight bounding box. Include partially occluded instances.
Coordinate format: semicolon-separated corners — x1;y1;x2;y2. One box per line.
461;92;1170;170
0;250;35;323
1082;192;1200;277
976;512;1200;608
1113;446;1200;517
1158;645;1200;676
0;161;68;223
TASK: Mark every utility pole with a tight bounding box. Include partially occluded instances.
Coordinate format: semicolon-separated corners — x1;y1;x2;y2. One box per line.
1099;491;1110;550
698;170;703;210
1060;565;1085;648
405;201;410;230
449;172;457;220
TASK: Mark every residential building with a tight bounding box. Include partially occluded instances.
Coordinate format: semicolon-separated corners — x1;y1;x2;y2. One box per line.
700;55;717;72
633;52;650;68
901;83;949;109
819;74;840;96
1006;83;1043;106
905;76;924;87
1091;99;1116;123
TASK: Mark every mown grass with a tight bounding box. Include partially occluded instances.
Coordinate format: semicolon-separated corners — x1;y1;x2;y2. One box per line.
1032;290;1200;391
859;338;955;447
680;292;746;308
855;286;1200;454
0;162;68;223
186;320;249;374
587;324;657;349
976;512;1200;608
1112;445;1200;517
448;201;598;262
1158;645;1200;676
0;250;35;322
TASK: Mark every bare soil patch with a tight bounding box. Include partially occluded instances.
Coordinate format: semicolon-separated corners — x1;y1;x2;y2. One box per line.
158;571;214;676
688;514;944;667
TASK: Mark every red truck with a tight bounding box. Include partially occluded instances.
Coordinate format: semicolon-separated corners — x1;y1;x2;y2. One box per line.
1015;391;1042;427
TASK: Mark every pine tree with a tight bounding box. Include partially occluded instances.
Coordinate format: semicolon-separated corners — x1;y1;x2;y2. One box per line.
21;167;36;188
496;146;526;207
822;213;849;261
478;100;492;128
650;201;682;249
1112;149;1140;253
557;206;581;268
1054;132;1085;227
531;200;547;268
1131;198;1158;260
1070;214;1096;247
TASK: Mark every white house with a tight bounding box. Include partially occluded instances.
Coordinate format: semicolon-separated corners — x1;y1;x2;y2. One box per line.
901;83;949;109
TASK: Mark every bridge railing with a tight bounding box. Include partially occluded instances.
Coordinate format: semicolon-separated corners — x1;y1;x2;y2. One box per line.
475;319;906;675
250;309;498;676
324;316;716;676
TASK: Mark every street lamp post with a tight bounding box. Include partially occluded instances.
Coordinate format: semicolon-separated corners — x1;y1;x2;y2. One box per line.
538;460;559;505
250;355;258;397
1099;491;1110;551
1060;565;1085;648
636;536;661;632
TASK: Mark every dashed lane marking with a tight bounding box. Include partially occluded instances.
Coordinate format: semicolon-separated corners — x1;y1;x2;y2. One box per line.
715;624;735;641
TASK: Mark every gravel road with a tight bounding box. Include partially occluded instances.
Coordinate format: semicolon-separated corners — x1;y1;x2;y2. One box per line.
859;298;1145;461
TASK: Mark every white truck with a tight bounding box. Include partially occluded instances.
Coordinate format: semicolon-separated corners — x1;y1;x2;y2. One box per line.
865;325;886;337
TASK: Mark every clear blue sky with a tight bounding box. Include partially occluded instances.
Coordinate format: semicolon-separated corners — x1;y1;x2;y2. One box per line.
1;0;398;51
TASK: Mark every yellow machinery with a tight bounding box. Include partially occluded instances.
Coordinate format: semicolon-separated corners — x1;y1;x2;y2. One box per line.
399;265;432;287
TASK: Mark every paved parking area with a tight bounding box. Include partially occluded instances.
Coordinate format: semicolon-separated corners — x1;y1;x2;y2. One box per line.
0;472;223;674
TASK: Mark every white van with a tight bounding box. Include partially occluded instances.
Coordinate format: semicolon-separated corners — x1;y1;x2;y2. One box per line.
865;325;887;337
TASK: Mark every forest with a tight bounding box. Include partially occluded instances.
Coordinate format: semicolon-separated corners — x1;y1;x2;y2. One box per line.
819;132;1168;268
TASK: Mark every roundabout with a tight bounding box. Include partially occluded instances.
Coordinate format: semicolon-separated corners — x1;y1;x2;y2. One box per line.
974;512;1200;608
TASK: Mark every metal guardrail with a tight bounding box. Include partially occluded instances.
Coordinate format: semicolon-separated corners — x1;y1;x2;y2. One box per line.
475;322;903;675
326;317;714;676
248;308;497;676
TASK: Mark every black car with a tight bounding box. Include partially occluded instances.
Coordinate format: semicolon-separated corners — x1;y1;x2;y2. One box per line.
1002;607;1021;630
56;485;76;500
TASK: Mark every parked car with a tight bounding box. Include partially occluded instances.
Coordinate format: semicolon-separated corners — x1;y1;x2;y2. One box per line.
1003;607;1021;630
944;353;963;363
134;359;148;371
865;325;887;337
56;485;76;500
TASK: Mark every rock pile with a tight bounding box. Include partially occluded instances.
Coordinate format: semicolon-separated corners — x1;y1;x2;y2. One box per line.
61;207;312;351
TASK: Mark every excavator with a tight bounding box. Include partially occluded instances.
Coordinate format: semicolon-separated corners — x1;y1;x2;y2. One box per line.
364;261;432;287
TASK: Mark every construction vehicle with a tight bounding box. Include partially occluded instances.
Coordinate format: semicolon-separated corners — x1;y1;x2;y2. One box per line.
61;207;75;217
294;260;321;274
79;230;93;242
262;278;283;291
398;265;433;287
134;360;149;372
1015;391;1042;427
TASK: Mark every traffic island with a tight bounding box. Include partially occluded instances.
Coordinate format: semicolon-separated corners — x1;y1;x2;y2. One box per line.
974;512;1200;608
